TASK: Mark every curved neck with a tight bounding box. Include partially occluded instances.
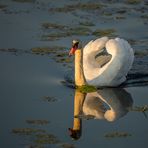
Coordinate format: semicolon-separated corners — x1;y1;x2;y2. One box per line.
75;49;86;86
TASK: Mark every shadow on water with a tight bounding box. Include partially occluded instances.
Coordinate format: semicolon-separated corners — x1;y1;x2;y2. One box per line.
69;88;133;140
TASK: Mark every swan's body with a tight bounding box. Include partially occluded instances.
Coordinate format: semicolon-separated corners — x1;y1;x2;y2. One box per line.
70;37;134;87
83;37;134;86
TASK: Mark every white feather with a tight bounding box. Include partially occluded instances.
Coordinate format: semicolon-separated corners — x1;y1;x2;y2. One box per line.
83;37;134;86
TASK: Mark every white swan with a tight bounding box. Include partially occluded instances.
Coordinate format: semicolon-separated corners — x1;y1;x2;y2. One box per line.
69;37;134;87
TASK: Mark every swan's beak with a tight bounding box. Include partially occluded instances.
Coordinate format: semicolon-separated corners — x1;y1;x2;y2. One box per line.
69;46;77;56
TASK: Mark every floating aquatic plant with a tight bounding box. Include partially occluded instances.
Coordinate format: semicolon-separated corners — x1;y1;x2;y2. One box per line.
105;131;132;138
76;85;97;93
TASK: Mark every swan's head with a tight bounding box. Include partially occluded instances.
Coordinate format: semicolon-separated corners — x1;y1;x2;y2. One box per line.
69;39;81;56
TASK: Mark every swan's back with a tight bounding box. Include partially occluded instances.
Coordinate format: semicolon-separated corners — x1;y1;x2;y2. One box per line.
83;37;134;87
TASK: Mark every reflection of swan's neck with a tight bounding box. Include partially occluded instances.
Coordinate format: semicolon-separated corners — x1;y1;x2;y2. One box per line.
73;90;85;130
75;49;86;86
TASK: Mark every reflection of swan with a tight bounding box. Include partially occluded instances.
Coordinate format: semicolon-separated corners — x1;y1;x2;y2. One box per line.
83;88;133;121
69;37;134;86
69;88;133;140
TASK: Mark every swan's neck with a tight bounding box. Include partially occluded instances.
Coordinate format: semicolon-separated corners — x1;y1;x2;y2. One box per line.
75;49;86;86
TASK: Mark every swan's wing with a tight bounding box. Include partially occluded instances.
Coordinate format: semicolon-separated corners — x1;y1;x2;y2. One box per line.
95;49;112;68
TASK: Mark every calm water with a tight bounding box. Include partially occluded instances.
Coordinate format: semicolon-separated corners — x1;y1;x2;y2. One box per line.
0;0;148;148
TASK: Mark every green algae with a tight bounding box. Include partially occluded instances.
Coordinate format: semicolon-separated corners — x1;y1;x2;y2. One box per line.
105;131;132;138
92;29;116;36
76;85;97;93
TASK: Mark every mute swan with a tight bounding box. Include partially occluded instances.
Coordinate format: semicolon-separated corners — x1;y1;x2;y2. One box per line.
69;37;134;87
